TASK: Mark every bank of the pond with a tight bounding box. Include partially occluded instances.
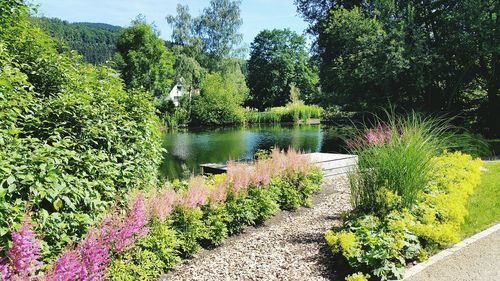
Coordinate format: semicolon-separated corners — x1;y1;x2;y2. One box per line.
160;124;352;179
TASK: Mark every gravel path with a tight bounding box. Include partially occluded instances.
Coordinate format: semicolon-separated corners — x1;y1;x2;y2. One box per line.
160;176;351;281
406;227;500;281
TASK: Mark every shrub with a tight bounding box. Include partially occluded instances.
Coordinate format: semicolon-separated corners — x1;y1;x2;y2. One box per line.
325;210;422;280
269;177;302;210
0;2;161;259
325;151;482;280
169;207;205;257
190;72;247;126
200;204;230;247
248;186;280;223
246;102;323;124
224;193;258;235
107;220;180;280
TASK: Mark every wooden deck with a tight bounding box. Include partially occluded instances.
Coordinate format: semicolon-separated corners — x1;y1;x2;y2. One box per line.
200;152;357;178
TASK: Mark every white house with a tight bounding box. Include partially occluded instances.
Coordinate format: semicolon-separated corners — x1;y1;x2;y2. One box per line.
169;83;184;106
168;83;200;106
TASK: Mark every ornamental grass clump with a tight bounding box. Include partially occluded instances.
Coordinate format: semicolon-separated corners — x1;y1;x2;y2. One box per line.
348;111;451;211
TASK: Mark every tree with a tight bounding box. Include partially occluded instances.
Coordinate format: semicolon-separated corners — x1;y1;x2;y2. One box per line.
194;0;244;70
166;4;193;46
116;17;175;100
33;17;121;65
299;0;499;135
246;29;319;110
190;72;247;126
317;7;408;110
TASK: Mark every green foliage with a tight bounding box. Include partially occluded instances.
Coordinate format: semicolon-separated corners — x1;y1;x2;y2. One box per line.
326;211;422;280
192;0;244;71
190;72;247;126
107;220;181;281
33;17;121;65
269;171;323;210
246;29;319;109
107;250;165;281
307;0;500;136
224;193;258;235
349;112;451;211
201;204;230;247
325;151;482;280
0;3;162;259
169;207;206;257
345;272;371;281
246;102;323;124
116;18;175;101
167;0;244;72
248;187;280;223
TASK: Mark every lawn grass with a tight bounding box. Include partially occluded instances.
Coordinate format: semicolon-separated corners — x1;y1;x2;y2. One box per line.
460;160;500;237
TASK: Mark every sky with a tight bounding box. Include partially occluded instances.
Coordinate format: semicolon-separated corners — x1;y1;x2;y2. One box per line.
32;0;310;51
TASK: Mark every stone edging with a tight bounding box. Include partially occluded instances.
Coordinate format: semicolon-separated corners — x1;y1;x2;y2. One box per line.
402;222;500;280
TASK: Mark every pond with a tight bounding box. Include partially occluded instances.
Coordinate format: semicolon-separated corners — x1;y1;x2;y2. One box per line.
159;124;352;179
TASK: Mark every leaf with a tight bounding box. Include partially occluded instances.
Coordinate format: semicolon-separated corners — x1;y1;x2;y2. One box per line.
6;175;15;185
53;198;63;211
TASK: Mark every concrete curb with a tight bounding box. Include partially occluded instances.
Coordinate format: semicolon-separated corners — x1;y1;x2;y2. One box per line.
403;222;500;280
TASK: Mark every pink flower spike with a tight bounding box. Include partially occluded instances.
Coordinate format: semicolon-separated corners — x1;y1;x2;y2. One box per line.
114;193;149;253
45;250;83;281
8;217;42;279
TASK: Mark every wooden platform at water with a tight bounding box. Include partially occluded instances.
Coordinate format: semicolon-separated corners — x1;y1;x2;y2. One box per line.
200;153;357;178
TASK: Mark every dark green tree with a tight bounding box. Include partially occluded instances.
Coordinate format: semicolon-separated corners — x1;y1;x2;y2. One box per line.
116;17;175;99
33;17;121;65
246;29;319;110
297;0;499;135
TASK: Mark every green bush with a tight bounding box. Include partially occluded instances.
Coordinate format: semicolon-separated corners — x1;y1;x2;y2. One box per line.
224;193;259;235
269;171;323;210
201;204;230;247
269;177;302;210
0;4;161;259
107;249;165;281
169;207;206;257
246;102;323;124
325;210;423;280
248;186;280;223
107;220;181;280
325;152;482;280
190;72;247;126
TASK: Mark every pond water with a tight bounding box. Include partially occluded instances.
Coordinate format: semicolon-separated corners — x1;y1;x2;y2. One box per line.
159;124;351;179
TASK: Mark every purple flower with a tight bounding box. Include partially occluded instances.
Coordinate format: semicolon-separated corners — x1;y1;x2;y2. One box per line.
45;250;82;281
8;217;42;279
113;193;149;253
0;255;10;281
79;230;110;281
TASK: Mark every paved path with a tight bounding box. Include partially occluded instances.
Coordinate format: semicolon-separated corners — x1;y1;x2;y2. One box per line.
161;176;351;281
406;226;500;281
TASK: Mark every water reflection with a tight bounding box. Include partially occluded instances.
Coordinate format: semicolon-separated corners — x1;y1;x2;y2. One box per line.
160;124;349;179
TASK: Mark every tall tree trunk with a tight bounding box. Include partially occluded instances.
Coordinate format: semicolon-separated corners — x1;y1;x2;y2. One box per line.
486;53;499;137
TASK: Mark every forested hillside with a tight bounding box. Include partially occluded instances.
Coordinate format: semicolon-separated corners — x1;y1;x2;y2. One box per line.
31;17;121;64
